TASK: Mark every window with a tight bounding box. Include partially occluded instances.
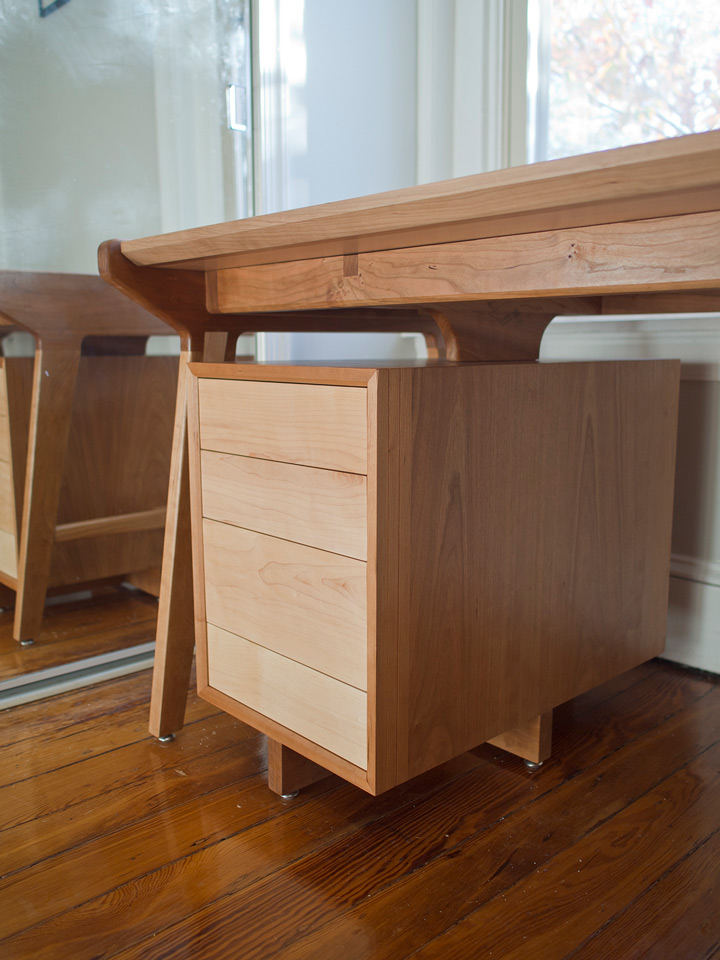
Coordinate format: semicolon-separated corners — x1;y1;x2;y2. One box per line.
529;0;720;163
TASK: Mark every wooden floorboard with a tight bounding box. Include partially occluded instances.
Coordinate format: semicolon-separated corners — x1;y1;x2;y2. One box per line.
0;648;717;960
0;585;159;682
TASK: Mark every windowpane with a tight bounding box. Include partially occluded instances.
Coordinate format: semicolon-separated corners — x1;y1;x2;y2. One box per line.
530;0;720;162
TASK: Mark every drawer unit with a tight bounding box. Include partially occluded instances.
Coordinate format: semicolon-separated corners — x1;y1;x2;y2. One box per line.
187;359;680;796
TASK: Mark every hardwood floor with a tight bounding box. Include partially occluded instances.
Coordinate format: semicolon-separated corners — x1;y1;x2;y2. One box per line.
0;585;158;683
0;643;718;959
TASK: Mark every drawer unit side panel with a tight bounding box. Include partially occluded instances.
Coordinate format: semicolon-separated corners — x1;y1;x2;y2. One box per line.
0;363;11;474
201;450;368;561
206;623;368;769
0;527;17;579
203;518;368;690
0;459;15;534
198;378;368;474
397;359;681;781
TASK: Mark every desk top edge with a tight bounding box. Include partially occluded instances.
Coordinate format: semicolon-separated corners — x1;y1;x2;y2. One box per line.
120;131;720;272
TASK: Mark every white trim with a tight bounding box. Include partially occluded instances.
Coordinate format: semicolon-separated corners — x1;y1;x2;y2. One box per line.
417;0;528;181
0;643;155;709
502;0;529;168
541;314;720;381
666;578;720;675
252;0;302;363
416;0;455;184
670;554;720;589
0;641;155;694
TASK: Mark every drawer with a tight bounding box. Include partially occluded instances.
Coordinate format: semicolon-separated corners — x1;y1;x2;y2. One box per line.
201;450;367;560
197;378;367;474
207;623;367;769
203;519;367;689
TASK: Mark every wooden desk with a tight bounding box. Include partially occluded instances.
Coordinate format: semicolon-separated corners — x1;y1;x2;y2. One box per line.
0;272;176;645
99;131;720;794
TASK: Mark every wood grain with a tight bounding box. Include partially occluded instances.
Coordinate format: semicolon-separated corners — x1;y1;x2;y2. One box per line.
188;362;379;386
0;586;158;683
206;623;368;768
149;343;206;738
187;360;680;794
13;345;82;641
119;130;720;270
98;676;720;960
201;450;367;560
408;742;720;960
0;272;178;646
488;710;553;764
266;740;330;797
0;460;15;533
211;210;720;311
366;368;410;793
259;682;720;960
569;827;720;959
0;656;715;960
0;271;168;339
202;519;367;689
395;360;680;781
0;362;11;464
198;377;368;474
0;529;17;580
53;507;167;543
3;358;33;538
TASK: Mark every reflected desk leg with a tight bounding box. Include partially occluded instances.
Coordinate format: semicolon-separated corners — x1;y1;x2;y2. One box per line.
14;342;81;645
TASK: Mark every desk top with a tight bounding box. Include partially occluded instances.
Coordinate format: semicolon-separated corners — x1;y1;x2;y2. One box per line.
120;131;720;272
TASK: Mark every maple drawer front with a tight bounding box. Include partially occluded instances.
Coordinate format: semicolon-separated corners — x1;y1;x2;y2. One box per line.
203;518;368;690
207;623;368;769
201;450;367;561
198;378;368;474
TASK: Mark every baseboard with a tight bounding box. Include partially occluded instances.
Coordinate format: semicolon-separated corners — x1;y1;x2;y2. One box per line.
665;577;720;674
0;642;155;709
541;314;720;381
670;554;720;589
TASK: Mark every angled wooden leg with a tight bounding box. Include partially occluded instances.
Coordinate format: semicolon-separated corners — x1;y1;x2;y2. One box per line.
488;710;553;765
14;342;82;644
267;739;330;798
149;334;228;739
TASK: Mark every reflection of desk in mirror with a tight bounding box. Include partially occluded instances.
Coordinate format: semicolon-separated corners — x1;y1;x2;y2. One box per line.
0;272;177;649
100;131;720;797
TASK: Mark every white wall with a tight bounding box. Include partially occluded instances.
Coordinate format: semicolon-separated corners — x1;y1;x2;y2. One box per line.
0;0;162;273
0;0;238;274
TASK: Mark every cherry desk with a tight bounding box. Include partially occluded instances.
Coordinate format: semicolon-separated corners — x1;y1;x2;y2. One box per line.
100;131;720;796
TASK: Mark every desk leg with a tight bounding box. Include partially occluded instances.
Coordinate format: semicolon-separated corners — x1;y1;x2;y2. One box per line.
149;351;199;738
488;711;553;766
149;335;229;739
14;344;81;644
267;740;331;798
